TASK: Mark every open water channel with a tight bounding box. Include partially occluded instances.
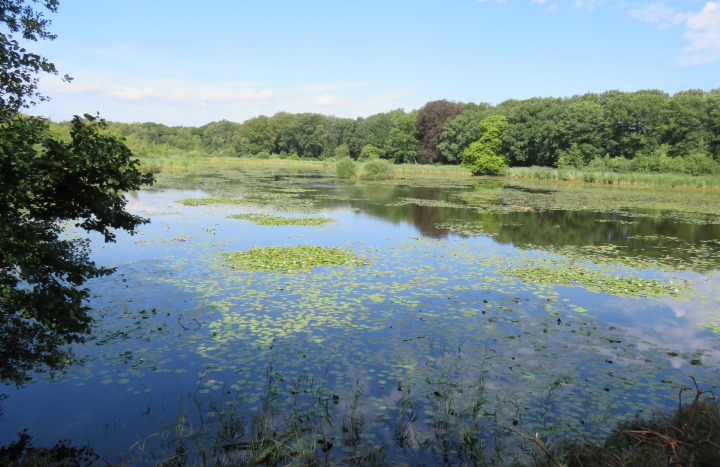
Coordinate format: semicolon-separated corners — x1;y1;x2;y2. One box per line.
2;162;720;465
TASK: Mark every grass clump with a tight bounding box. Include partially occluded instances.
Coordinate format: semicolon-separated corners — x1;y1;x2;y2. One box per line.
505;166;720;189
228;214;337;226
335;157;357;179
180;198;250;206
222;245;361;271
360;159;395;180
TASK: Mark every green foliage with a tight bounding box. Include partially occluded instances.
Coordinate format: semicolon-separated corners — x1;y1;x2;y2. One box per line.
360;158;395;179
335;157;357;179
1;115;153;383
556;143;586;169
334;144;350;159
228;214;336;226
359;144;384;161
437;104;494;164
386;111;418;163
462;115;509;175
222;245;358;272
256;150;270;159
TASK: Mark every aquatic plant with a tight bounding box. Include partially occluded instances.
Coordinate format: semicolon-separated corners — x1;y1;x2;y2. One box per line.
228;214;337;226
222;245;361;271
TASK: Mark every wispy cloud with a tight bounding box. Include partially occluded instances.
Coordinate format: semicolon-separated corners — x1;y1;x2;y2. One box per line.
201;90;276;105
314;94;353;107
629;1;720;65
681;1;720;65
629;2;691;29
49;83;193;105
295;82;368;93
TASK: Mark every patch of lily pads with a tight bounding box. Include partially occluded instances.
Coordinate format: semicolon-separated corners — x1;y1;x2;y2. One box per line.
180;198;251;206
222;245;364;272
505;261;688;298
227;214;337;226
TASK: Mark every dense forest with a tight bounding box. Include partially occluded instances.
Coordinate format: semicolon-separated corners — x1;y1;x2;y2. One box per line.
48;88;720;174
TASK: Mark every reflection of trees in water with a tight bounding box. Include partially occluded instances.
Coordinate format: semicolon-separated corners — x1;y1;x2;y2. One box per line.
482;210;720;260
412;205;448;238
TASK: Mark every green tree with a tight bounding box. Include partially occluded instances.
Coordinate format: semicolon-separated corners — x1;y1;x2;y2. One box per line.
552;100;611;165
359;143;384;160
436;104;494;164
386;111;418;163
334;144;350;159
462;115;509;175
503;97;569;166
1;1;154;383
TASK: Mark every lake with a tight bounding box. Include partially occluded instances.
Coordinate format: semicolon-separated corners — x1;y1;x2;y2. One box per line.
3;162;720;465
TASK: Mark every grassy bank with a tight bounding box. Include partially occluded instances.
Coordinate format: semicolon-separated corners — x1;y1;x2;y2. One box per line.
139;154;474;178
505;166;720;189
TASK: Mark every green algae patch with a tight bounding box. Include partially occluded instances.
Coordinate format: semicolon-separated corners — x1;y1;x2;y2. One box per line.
180;198;251;206
506;263;687;298
222;245;360;271
228;214;337;226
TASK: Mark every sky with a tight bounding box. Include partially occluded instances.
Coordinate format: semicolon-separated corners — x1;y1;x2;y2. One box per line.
20;0;720;126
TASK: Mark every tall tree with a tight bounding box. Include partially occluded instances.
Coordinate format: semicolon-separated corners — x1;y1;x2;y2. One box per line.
462;115;509;175
415;100;465;164
0;1;154;383
436;103;495;164
386;111;418;163
503;97;569;166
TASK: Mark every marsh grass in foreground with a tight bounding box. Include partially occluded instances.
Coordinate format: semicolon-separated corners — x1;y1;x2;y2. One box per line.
228;214;337;227
222;245;363;272
97;357;720;467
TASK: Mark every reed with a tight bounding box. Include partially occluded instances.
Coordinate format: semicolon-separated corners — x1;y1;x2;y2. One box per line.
504;166;720;189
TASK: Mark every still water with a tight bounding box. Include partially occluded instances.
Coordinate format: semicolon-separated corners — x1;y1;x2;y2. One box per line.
2;163;720;464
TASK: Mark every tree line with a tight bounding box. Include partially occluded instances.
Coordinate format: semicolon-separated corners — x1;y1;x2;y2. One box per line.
46;88;720;173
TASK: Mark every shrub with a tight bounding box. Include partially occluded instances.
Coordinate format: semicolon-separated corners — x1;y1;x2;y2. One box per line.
334;144;350;159
335;157;357;179
359;144;384;161
288;153;300;160
556;143;585;169
361;159;395;180
256;151;270;159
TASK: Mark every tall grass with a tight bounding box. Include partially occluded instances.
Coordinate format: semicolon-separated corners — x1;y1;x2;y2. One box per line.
505;166;720;189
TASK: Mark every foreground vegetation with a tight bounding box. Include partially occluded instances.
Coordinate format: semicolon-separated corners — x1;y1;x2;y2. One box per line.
4;375;717;467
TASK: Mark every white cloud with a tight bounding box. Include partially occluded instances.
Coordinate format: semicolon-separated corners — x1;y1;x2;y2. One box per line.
532;0;547;5
314;94;353;107
681;1;720;65
629;2;691;29
628;1;720;65
295;82;368;93
48;82;192;105
201;90;276;105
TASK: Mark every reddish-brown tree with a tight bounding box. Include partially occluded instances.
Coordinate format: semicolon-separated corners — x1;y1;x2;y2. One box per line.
414;100;465;164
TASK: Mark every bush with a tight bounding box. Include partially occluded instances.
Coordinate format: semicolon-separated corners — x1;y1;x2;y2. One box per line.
359;144;384;161
361;159;395;180
335;157;357;179
334;144;350;159
288;153;300;160
587;155;632;172
556;144;586;169
256;151;270;159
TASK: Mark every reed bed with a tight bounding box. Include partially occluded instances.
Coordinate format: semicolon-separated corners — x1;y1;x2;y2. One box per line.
504;166;720;189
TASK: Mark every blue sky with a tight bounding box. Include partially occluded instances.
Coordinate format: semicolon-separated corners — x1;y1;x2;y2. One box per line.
24;0;720;126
